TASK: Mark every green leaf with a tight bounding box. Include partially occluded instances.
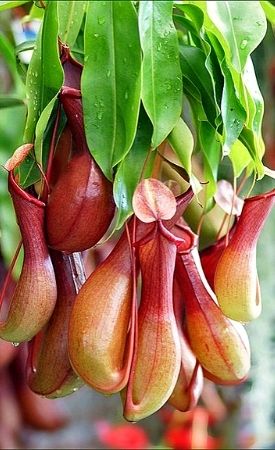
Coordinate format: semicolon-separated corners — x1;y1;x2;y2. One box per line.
23;2;44;21
260;1;275;25
0;1;29;11
15;40;36;55
34;95;59;167
243;56;265;155
229;139;252;177
168;117;201;193
0;32;24;94
82;0;141;180
206;1;267;73
0;96;26;108
57;1;86;48
198;121;221;210
139;0;182;148
24;1;63;143
239;126;264;178
176;3;204;32
18;154;40;189
208;33;246;155
179;45;219;126
113;107;154;229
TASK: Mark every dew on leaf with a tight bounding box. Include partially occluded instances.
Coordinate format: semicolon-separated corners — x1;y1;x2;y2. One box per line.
240;39;248;50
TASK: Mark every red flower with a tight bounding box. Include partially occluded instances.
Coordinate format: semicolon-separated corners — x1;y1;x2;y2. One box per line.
96;421;149;449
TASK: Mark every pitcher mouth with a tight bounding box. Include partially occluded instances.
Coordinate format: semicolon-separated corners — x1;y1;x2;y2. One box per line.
8;171;45;208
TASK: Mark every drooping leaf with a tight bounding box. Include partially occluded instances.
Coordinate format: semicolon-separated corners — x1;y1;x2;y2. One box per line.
0;1;29;11
0;32;25;94
15;40;36;55
176;3;204;32
168;117;201;193
0;97;25;108
229;139;252;177
23;0;63;144
198;121;221;210
261;0;275;24
243;56;265;156
139;0;182;148
206;1;267;73
179;45;219;126
82;0;141;180
34;95;59;167
208;33;246;155
57;1;86;48
113;108;154;230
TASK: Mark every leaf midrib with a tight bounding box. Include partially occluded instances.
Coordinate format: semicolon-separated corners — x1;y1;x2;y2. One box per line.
110;1;117;168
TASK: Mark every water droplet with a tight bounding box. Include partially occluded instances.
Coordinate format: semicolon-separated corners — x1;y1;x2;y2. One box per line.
32;367;37;373
75;114;79;119
106;69;111;78
128;43;133;48
163;30;170;37
56;389;61;395
94;33;99;38
124;91;129;100
73;387;78;392
123;57;127;64
12;342;20;347
97;111;103;120
35;71;38;77
157;42;162;51
240;39;248;50
98;16;105;25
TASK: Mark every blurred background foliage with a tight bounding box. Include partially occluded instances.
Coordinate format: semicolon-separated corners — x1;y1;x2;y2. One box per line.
0;2;275;449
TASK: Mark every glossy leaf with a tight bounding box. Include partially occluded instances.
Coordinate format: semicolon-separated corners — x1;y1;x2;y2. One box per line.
82;0;141;180
0;1;28;11
24;1;63;143
243;56;265;156
0;32;24;94
168;117;201;194
179;45;219;126
139;0;182;148
229;139;252;177
206;1;267;73
261;0;275;24
57;1;86;48
0;97;25;108
198;121;221;209
113;108;154;230
208;34;246;155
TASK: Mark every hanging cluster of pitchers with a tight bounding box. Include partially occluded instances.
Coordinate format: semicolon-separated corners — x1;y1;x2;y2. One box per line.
2;46;275;421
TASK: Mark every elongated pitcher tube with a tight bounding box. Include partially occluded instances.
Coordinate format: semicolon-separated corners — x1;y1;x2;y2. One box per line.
0;172;57;342
214;190;275;322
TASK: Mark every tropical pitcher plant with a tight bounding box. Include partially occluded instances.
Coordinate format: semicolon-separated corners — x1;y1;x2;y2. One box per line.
0;0;275;422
